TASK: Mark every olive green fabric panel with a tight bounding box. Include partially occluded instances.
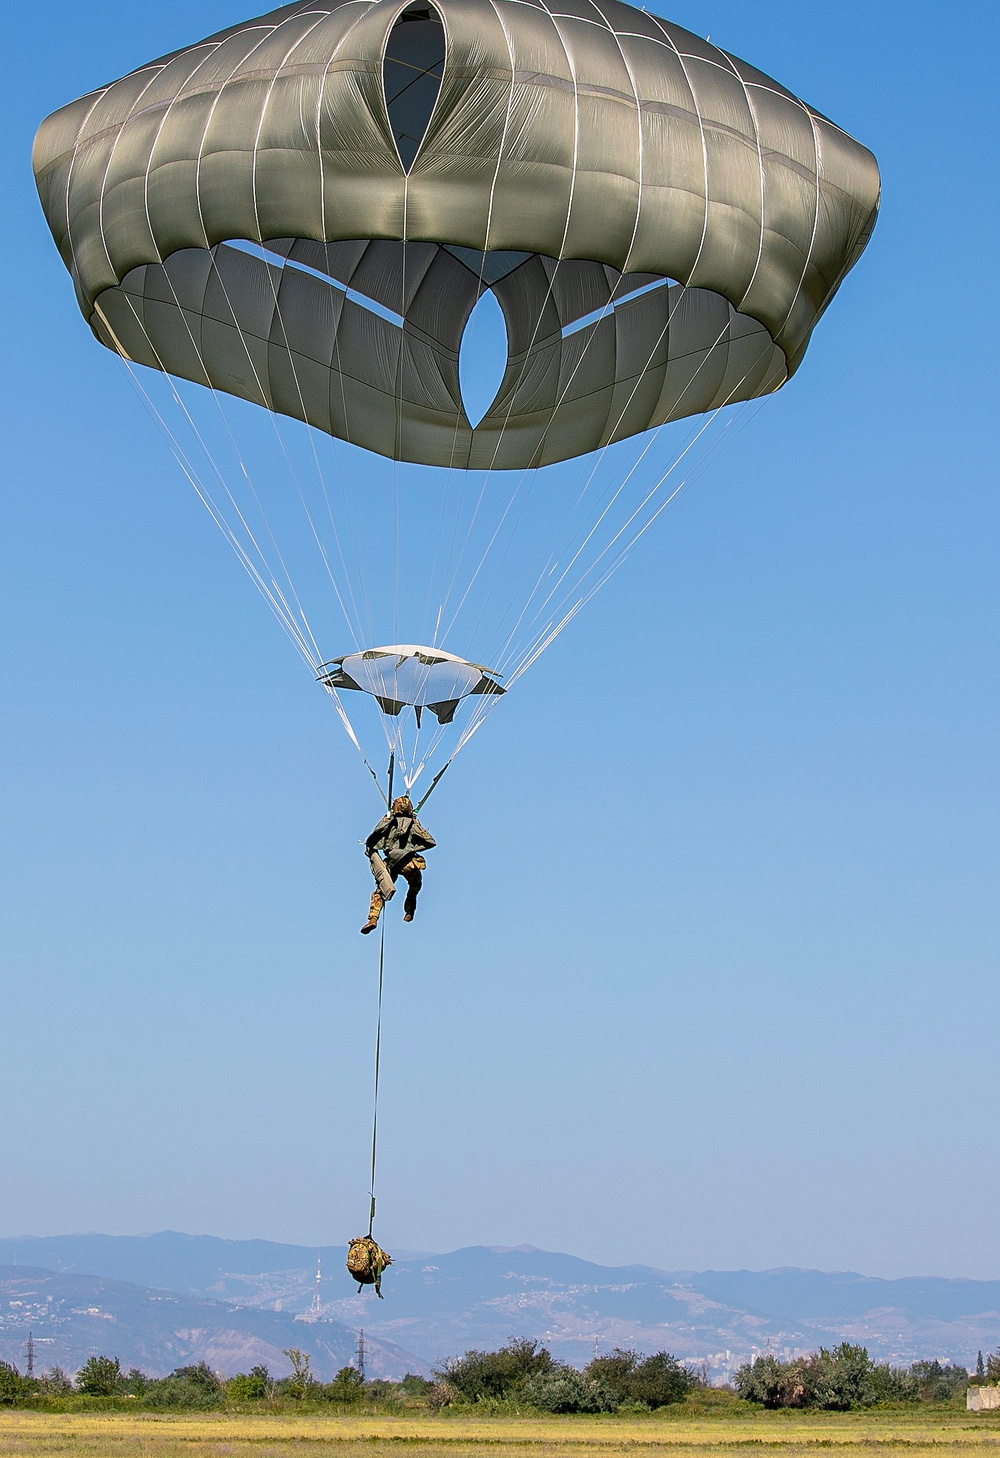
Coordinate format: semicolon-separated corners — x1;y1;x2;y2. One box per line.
35;0;878;343
91;238;785;467
35;0;877;467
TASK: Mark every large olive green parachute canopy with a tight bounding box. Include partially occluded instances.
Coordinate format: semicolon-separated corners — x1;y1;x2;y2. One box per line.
33;0;879;470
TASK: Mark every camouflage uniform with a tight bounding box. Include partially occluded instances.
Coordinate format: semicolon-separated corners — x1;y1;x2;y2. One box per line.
366;853;427;925
363;801;435;928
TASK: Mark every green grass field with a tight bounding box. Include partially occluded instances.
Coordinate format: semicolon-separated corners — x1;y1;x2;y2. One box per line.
3;1398;998;1458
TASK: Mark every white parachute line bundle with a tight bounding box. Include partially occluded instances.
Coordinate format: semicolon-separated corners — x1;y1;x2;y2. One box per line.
101;289;397;792
434;266;701;660
460;303;753;689
100;297;324;672
407;392;769;794
443;354;773;770
191;248;368;655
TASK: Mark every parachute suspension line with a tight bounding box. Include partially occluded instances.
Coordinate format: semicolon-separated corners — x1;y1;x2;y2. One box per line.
240;9;372;652
414;758;450;812
501;381;769;691
116;356;318;671
380;293;770;794
100;302;322;672
322;684;389;802
446;359;772;769
107;274;327;669
144;264;329;665
198;250;365;651
476;305;760;687
434;254;697;656
431;253;575;639
103;297;390;795
241;249;371;651
424;219;506;646
317;246;379;652
368;913;386;1237
440;313;723;715
323;268;402;776
434;216;690;654
366;750;396;1238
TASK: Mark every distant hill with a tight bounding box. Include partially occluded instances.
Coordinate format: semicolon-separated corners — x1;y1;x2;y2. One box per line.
2;1234;998;1379
0;1266;426;1380
0;1232;348;1298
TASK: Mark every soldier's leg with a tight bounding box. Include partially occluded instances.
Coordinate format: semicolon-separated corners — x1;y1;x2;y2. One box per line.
402;867;422;920
361;888;384;934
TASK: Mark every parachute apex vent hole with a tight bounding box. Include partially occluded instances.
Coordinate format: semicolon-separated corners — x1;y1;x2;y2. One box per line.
383;3;445;171
459;288;508;428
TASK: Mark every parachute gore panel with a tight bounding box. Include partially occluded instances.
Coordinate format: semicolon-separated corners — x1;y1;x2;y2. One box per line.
33;0;879;468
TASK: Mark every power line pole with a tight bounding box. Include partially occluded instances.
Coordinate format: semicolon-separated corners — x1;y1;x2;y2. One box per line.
309;1259;322;1318
357;1328;366;1382
25;1331;34;1377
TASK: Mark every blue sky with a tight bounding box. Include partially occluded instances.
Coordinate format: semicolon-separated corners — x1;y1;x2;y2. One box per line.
2;0;998;1281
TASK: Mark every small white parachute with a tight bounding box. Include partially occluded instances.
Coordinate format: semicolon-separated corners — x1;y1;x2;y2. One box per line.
318;645;504;725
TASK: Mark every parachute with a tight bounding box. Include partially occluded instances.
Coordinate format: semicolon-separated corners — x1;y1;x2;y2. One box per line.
33;0;878;797
319;647;503;726
33;0;878;1283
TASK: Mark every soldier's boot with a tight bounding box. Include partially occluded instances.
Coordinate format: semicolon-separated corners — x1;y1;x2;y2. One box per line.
361;890;383;934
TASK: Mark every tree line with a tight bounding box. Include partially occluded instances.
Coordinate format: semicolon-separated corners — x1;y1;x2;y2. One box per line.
0;1338;982;1413
734;1345;970;1409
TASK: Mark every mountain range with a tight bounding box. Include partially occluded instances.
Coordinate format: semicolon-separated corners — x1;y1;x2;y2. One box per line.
0;1265;422;1380
1;1233;997;1381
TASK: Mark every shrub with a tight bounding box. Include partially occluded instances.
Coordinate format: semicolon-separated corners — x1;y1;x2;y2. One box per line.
142;1364;224;1409
734;1354;801;1408
278;1348;316;1400
735;1348;877;1410
735;1347;968;1410
584;1349;692;1408
122;1369;149;1397
909;1361;968;1401
520;1369;618;1413
170;1363;222;1393
866;1362;919;1403
0;1362;33;1405
142;1379;218;1408
225;1366;270;1401
365;1379;393;1397
400;1373;434;1395
425;1381;460;1409
326;1366;365;1404
36;1367;74;1396
76;1356;125;1397
439;1340;555;1401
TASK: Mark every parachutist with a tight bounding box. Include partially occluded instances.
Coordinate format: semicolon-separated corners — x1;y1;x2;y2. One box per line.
361;796;436;933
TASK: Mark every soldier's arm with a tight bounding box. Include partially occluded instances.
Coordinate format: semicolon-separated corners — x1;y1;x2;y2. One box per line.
365;815;391;854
